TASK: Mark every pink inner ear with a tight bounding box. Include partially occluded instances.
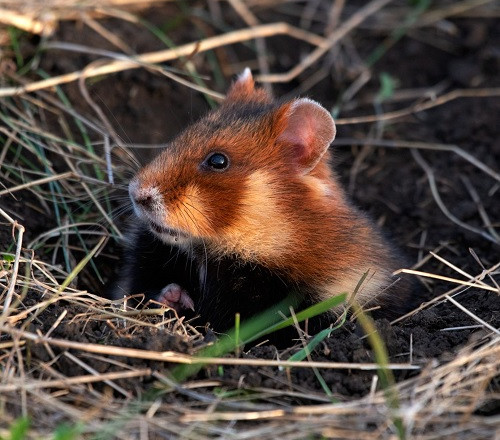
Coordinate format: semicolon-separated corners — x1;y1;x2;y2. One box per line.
277;99;336;174
280;111;316;161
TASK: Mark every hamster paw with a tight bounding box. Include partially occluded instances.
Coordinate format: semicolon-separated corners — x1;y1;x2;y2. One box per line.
157;283;195;312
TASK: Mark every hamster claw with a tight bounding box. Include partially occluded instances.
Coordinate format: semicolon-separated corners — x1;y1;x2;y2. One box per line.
157;283;195;312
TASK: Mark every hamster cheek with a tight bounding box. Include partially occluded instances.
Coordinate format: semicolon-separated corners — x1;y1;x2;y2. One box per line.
174;185;213;237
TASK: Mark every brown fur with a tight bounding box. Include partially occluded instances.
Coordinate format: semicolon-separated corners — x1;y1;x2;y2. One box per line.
132;71;411;312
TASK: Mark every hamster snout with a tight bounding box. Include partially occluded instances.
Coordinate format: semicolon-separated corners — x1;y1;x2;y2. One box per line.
129;178;164;219
129;177;193;245
130;178;157;209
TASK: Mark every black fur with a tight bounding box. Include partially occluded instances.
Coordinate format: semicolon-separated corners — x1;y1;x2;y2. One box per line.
110;223;419;338
109;225;199;307
110;223;323;335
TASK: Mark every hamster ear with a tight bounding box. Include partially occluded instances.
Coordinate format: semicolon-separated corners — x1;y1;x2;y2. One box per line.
277;98;336;174
225;68;270;103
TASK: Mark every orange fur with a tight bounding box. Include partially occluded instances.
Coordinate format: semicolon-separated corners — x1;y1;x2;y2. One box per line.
133;70;409;311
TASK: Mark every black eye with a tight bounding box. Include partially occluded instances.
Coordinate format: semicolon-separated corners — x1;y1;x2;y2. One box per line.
203;152;229;171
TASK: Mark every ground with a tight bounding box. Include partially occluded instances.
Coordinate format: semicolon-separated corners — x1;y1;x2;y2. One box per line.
0;1;499;438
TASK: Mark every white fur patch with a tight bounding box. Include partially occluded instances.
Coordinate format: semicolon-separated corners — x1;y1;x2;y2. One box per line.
217;170;292;262
322;267;393;309
303;175;334;197
239;67;252;81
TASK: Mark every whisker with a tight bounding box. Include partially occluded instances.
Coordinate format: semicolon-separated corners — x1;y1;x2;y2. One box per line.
182;198;213;228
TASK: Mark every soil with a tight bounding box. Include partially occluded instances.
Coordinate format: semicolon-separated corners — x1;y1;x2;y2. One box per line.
2;3;499;408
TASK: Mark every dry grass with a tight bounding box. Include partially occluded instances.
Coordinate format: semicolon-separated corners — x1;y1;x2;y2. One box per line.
1;0;499;438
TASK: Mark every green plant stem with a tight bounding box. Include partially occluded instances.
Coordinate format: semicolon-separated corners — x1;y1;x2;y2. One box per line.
353;303;405;440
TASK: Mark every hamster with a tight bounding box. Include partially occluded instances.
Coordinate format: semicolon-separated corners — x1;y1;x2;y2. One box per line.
110;68;416;332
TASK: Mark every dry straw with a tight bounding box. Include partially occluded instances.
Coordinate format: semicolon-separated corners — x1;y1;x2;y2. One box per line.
1;0;499;438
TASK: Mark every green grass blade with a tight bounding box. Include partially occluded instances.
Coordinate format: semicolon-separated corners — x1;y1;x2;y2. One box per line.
170;293;347;383
267;293;347;334
52;422;83;440
288;312;347;363
8;416;30;440
353;303;405;439
58;236;106;293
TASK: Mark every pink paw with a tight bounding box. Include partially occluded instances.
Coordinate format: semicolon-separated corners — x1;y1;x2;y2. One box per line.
156;283;195;313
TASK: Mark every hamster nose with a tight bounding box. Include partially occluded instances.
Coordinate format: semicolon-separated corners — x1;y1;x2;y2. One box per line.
129;179;159;211
135;194;153;208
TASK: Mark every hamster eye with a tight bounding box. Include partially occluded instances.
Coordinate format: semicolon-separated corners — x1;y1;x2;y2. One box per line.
202;152;229;171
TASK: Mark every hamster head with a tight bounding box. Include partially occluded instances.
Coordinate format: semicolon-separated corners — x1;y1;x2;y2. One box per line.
129;69;336;263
